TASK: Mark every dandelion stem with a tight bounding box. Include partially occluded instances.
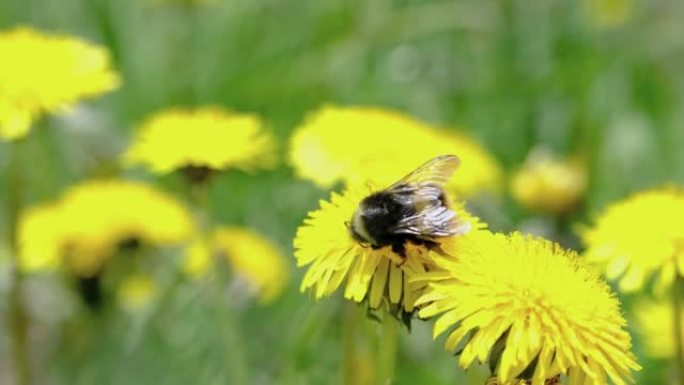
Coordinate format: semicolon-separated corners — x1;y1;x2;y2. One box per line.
6;139;31;385
374;317;398;385
213;267;249;385
342;306;398;385
184;179;249;385
674;273;684;385
341;303;359;385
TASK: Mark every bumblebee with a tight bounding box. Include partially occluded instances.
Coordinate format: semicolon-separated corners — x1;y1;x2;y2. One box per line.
349;154;470;258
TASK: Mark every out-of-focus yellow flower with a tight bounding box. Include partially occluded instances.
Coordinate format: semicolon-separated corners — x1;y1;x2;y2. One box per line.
0;27;119;140
182;227;289;303
183;235;213;279
294;182;484;312
633;298;682;359
511;149;586;215
417;231;640;385
18;180;193;276
288;106;502;197
583;0;634;29
17;203;64;271
579;188;684;293
123;107;277;174
213;227;289;304
117;274;157;311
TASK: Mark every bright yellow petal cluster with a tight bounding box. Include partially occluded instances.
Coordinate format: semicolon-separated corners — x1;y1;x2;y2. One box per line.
0;27;119;140
18;180;193;276
511;150;586;215
289;106;502;197
213;227;290;304
417;232;640;385
294;183;484;312
123;107;277;174
580;188;684;293
182;227;290;303
633;298;682;359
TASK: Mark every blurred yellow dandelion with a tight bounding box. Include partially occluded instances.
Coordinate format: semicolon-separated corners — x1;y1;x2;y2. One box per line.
117;273;157;311
18;180;193;276
213;227;289;304
123;107;277;174
182;227;289;304
417;231;640;385
0;27;119;140
294;182;484;312
183;234;214;279
633;298;682;359
511;149;586;215
288;106;502;197
17;203;64;271
579;188;684;293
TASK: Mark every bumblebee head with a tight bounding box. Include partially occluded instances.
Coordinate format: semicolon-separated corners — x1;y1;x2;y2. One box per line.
348;207;373;245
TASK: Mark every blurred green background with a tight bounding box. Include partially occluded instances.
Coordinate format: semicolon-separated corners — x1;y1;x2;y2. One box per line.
1;0;683;384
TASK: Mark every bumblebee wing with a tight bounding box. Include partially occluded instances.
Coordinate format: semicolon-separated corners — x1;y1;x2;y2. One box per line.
388;154;460;190
391;197;471;238
385;155;466;238
389;184;470;238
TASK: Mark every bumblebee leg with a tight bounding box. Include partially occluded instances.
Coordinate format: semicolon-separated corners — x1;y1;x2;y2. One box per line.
390;242;408;266
422;239;439;249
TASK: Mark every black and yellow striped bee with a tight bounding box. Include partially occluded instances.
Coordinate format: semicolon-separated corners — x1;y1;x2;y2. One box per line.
348;155;470;258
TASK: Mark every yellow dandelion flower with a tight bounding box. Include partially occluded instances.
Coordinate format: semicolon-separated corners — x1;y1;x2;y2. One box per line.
435;130;502;197
182;227;289;303
633;298;682;359
294;182;484;312
511;149;587;215
117;274;157;311
18;180;193;276
123;107;277;174
17;203;64;271
417;231;640;385
579;188;684;293
212;227;289;304
289;106;502;197
0;27;119;140
182;234;213;279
